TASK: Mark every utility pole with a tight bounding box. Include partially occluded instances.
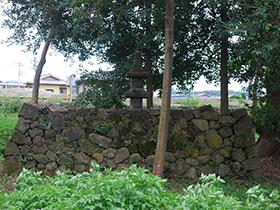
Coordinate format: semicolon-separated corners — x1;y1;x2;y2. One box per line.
15;62;23;91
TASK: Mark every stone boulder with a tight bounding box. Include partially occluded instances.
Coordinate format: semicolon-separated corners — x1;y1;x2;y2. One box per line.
234;116;252;136
103;148;116;159
19;103;40;120
218;164;231;177
63;127;85;141
92;153;104;163
16;118;30;134
207;130;223;149
114;147;130;163
242;158;257;171
74;153;90;164
219;115;236;126
192;119;209;131
129;153;142;164
11;131;29;145
231;149;246;162
89;133;112;148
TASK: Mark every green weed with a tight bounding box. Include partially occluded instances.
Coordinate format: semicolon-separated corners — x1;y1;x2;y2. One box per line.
0;112;18;160
1;166;279;210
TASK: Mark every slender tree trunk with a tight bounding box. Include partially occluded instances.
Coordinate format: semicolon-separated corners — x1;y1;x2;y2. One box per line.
31;38;52;105
153;0;174;177
145;2;154;109
252;74;259;111
146;52;153;109
220;0;229;114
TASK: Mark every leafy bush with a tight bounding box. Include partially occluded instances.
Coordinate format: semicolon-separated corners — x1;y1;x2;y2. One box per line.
1;166;279;210
0;98;20;159
1;166;178;210
181;97;200;107
0;97;22;114
0;112;18;160
73;70;128;109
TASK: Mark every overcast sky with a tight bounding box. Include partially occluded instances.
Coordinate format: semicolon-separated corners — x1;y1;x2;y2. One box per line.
0;4;245;91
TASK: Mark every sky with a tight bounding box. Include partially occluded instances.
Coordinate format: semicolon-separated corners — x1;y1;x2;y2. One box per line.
0;4;245;91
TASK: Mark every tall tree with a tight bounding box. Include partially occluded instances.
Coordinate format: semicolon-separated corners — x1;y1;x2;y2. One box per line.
153;0;174;177
144;1;154;109
231;0;280;139
84;0;218;98
2;0;96;104
220;0;229;113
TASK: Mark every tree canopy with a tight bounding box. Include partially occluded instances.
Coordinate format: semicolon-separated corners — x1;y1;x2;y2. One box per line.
2;0;96;60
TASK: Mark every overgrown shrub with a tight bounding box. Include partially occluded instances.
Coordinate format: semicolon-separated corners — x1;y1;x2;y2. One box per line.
1;166;279;209
0;97;22;114
1;165;178;210
73;70;128;109
0;101;18;160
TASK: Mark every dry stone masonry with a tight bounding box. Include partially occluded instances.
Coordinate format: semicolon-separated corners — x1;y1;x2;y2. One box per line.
4;104;257;178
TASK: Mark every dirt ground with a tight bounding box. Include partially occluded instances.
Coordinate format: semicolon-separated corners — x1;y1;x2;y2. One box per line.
259;156;280;180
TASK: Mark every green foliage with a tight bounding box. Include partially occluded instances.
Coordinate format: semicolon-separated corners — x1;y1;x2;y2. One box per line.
230;0;280;138
181;174;280;209
0;97;22;114
180;97;200;107
95;122;113;136
2;0;95;60
0;99;19;160
73;70;128;109
1;167;279;209
1;166;178;210
181;174;241;209
230;93;246;100
230;93;247;106
0;113;18;160
79;0;223;91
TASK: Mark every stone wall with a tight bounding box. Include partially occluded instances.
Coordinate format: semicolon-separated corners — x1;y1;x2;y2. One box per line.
4;104;257;178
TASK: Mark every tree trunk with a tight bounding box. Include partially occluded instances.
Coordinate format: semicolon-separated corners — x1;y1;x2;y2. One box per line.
266;70;280;134
220;0;229;114
252;74;259;111
31;38;52;105
257;69;280;157
153;0;174;177
146;52;153;109
145;2;154;109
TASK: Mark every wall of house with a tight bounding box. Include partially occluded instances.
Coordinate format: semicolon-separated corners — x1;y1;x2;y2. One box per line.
4;104;257;178
39;84;67;95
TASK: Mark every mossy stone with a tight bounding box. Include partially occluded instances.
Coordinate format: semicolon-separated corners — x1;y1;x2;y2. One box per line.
183;142;196;156
200;147;214;155
219;147;232;158
138;141;155;157
207;130;223;149
172;130;190;148
190;147;200;158
246;146;256;158
3;156;23;175
128;143;138;154
194;135;207;148
110;113;122;123
80;139;96;156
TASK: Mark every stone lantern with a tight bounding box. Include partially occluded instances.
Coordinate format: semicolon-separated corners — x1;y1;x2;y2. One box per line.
125;51;149;109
